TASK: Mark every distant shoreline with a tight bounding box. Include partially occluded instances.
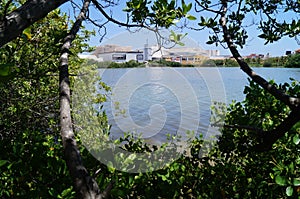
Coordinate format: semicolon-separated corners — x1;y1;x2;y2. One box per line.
84;57;300;68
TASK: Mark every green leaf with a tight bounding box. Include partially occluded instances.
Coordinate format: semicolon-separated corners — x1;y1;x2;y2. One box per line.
292;134;300;145
0;160;8;167
0;63;13;76
182;2;192;14
129;175;134;185
22;28;32;40
258;33;266;39
186;14;197;20
275;175;287;186
161;175;167;181
206;40;214;45
286;186;293;196
61;187;73;197
107;161;115;173
293;178;300;186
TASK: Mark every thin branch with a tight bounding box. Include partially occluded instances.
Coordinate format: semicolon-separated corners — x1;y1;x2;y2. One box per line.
86;16;109;42
195;0;222;14
236;0;243;16
91;0;143;28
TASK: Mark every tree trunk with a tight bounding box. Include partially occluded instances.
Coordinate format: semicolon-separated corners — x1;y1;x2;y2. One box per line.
59;1;110;198
0;0;68;47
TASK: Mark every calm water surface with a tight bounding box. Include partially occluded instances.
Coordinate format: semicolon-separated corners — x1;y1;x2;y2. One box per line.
99;67;300;144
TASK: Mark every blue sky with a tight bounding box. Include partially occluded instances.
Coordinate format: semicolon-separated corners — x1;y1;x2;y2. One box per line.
61;1;300;57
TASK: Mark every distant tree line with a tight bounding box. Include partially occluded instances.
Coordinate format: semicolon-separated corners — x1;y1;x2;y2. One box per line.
211;54;300;68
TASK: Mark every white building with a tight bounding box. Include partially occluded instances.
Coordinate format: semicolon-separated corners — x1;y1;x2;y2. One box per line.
87;43;220;64
92;44;152;63
97;51;144;63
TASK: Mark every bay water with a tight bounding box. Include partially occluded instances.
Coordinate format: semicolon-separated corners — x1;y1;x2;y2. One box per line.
99;67;300;144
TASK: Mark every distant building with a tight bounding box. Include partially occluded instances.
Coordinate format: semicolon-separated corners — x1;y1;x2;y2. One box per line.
95;51;144;63
286;51;292;55
92;44;145;63
245;54;264;59
205;49;220;57
295;49;300;54
87;43;220;65
151;45;218;65
143;43;152;61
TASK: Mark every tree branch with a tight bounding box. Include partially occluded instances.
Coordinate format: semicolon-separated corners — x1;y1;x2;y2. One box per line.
195;0;222;14
59;1;111;198
0;0;69;47
219;1;300;110
255;106;300;152
219;1;300;151
91;0;143;28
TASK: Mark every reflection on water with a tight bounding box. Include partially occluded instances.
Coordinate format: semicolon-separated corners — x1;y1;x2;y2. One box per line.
99;67;300;144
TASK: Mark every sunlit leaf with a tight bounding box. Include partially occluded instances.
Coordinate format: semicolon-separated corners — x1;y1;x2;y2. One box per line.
293;178;300;186
186;14;197;20
293;134;300;145
23;28;32;40
275;175;287;186
286;186;293;196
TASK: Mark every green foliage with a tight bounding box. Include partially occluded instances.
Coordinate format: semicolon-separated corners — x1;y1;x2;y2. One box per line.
0;9;96;198
285;54;300;68
102;59;195;68
0;131;76;198
209;79;300;198
151;59;193;67
263;61;272;67
123;0;195;28
157;59;183;67
211;58;239;67
263;56;288;67
210;56;291;68
107;60;144;68
169;30;187;46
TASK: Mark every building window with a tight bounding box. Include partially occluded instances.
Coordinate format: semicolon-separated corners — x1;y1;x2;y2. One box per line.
136;54;143;61
112;54;126;60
